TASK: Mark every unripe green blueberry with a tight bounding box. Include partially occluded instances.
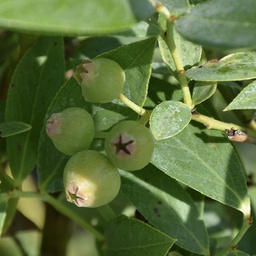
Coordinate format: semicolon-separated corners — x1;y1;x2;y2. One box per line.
63;150;121;208
105;120;154;171
46;107;95;155
73;58;125;103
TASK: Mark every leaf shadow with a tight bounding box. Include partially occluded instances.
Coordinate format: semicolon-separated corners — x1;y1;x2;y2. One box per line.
191;121;228;144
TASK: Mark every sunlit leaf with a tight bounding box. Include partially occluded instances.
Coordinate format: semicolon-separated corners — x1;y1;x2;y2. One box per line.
224;81;256;111
0;0;155;36
175;0;256;49
150;100;191;140
151;123;250;215
160;0;189;16
186;52;256;82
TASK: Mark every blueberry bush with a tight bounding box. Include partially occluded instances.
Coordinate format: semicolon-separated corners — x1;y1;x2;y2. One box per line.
0;0;256;255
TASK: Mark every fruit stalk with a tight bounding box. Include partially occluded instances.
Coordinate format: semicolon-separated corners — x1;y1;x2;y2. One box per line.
118;93;147;116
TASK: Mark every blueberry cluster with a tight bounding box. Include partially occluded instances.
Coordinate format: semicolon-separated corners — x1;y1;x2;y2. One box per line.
46;58;154;208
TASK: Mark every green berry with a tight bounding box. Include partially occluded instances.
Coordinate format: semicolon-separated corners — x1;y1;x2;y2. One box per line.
46;107;94;155
63;150;121;208
105;120;154;171
73;58;125;103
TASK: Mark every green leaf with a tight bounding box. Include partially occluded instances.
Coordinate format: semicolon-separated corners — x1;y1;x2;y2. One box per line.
151;123;250;215
119;17;162;37
160;0;189;16
120;167;209;254
0;122;31;138
158;14;201;73
104;215;175;256
5;37;65;183
38;78;89;192
224;81;256;111
150;100;191;140
186;52;256;82
0;0;155;36
192;81;217;105
175;0;256;49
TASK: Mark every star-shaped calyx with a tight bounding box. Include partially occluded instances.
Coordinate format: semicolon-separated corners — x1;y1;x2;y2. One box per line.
66;186;86;207
114;134;134;155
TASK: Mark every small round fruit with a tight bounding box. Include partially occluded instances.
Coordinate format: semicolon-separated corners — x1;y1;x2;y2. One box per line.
105;120;154;171
73;58;125;103
46;107;95;155
63;150;121;208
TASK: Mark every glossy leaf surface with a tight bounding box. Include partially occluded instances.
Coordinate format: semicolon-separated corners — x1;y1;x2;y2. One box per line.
175;0;256;49
0;0;155;36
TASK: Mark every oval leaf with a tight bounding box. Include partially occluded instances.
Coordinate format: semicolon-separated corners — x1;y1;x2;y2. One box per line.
120;167;209;254
186;52;256;82
5;37;65;183
0;122;31;138
192;81;217;105
175;0;256;49
151;123;251;215
224;81;256;111
0;0;155;36
150;100;191;140
104;215;176;256
160;0;189;16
